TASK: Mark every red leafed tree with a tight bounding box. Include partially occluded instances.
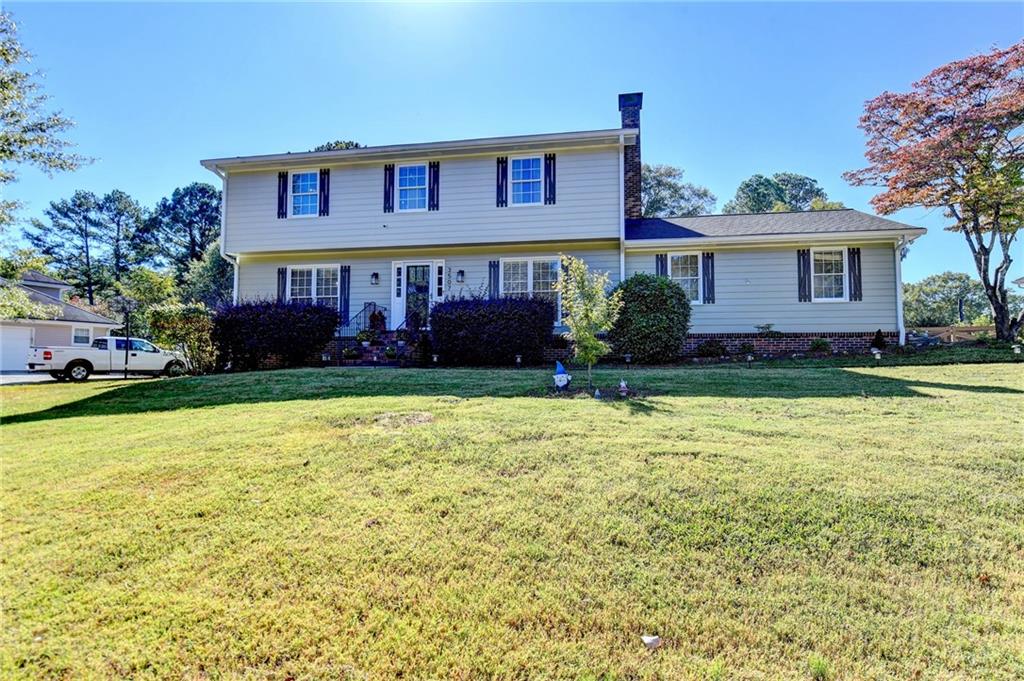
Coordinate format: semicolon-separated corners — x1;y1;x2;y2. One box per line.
845;41;1024;340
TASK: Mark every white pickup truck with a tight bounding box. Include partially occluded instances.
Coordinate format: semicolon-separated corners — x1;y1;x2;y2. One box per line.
27;336;187;381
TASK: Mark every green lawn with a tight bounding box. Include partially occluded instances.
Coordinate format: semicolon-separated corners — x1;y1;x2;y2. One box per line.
2;362;1022;679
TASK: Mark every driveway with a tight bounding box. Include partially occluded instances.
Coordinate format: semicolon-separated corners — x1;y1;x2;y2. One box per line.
0;372;155;386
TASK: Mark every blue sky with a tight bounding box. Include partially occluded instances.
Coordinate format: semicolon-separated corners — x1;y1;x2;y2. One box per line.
8;2;1022;283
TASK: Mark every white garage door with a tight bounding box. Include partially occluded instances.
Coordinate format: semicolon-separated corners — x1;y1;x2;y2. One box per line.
0;326;33;372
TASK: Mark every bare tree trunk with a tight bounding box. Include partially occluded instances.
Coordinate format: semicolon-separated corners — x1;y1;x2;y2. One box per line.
961;211;1021;341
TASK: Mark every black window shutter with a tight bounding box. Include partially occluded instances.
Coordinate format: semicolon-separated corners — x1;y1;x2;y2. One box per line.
339;265;351;322
277;172;288;219
655;253;668;277
428;161;440;211
383;164;395;213
277;267;287;302
488;260;500;299
496;157;508;207
797;249;811;302
702;252;715;304
544;153;556;205
848;247;862;301
319;168;330;217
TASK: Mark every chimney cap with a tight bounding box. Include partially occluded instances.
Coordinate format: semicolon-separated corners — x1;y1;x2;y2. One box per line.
618;92;643;110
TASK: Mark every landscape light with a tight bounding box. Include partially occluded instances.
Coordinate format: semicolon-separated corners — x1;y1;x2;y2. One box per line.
515;354;522;368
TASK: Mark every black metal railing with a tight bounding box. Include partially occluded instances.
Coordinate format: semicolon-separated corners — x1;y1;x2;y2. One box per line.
338;302;387;337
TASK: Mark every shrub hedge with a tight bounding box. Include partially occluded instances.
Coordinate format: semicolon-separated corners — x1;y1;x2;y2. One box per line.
212;301;340;372
608;274;692;364
429;296;555;366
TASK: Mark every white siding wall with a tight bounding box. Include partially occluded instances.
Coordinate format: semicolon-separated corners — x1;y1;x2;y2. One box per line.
625;244;899;333
237;246;620;328
225;148;621;253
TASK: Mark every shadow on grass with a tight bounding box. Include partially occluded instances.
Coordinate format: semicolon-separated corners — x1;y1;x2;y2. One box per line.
1;365;1019;426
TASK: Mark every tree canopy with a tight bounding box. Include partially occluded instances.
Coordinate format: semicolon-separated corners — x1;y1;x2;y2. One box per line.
0;11;87;234
640;164;716;217
144;182;221;277
723;172;843;213
311;140;363;152
845;41;1024;340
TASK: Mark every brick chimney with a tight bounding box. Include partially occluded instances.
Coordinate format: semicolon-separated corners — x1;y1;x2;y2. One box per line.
618;92;643;219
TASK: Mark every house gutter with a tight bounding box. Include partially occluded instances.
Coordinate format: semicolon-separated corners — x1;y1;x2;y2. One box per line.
624;228;927;251
207;165;239;305
618;133;626;283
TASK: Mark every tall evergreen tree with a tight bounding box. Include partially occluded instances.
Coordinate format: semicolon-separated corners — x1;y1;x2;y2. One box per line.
25;191;107;304
144;182;221;278
96;189;147;282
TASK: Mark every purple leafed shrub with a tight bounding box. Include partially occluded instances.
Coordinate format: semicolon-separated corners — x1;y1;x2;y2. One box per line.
212;300;340;372
429;296;555;366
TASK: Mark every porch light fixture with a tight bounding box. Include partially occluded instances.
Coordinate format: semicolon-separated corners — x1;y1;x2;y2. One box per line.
456;270;465;284
370;272;380;286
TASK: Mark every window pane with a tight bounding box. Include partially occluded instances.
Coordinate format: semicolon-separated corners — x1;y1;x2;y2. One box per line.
291;268;313;301
316;267;338;304
73;328;90;344
511;158;542;204
812;251;845;299
670;255;700;301
398;165;426;188
291;172;318;215
399;187;427;210
502;260;528;295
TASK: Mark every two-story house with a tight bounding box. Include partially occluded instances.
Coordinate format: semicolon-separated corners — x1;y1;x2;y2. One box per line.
201;93;925;354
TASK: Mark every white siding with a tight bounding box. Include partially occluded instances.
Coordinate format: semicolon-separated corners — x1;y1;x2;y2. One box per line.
625;244;899;333
237;246;620;329
224;148;621;253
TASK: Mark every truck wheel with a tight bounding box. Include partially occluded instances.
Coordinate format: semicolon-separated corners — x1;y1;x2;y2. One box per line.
49;371;67;381
64;361;91;382
164;360;186;377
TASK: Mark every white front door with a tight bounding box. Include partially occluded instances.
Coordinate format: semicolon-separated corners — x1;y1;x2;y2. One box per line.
391;260;444;329
0;326;33;371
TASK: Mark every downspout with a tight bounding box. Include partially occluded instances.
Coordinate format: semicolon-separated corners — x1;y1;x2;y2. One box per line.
211;166;239;305
618;133;626;284
894;235;907;346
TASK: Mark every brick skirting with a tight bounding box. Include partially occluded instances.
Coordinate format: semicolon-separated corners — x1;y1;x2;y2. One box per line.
681;331;898;356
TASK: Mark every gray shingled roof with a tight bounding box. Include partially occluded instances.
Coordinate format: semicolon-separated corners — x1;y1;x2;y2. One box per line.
20;270;69;286
2;278;119;325
625;209;924;240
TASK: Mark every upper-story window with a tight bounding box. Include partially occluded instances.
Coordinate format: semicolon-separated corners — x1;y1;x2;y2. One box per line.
669;253;701;302
290;171;319;217
812;248;846;301
398;164;427;211
510;157;542;205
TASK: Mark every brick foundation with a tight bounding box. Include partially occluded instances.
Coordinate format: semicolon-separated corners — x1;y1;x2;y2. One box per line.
682;331;898;356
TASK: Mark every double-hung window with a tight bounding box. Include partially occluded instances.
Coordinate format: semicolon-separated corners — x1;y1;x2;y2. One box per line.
398;164;427;211
811;248;846;301
669;253;701;303
72;327;91;345
290;171;319;217
501;257;561;320
510;157;542;205
288;266;338;306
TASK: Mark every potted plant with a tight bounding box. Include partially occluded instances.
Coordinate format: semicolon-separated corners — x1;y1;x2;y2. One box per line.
356;329;377;348
342;346;362;360
369;309;386;333
384;345;398;360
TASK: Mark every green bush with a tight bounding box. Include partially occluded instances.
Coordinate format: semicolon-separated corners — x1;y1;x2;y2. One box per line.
808;338;831;353
695;339;728;357
608;274;691;364
738;341;756;355
147;302;216;375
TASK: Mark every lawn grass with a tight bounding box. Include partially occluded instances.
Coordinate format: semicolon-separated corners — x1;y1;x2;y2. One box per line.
2;362;1023;679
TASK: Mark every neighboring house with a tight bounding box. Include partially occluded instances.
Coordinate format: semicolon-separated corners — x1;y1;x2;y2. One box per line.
201;92;925;353
0;271;120;372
